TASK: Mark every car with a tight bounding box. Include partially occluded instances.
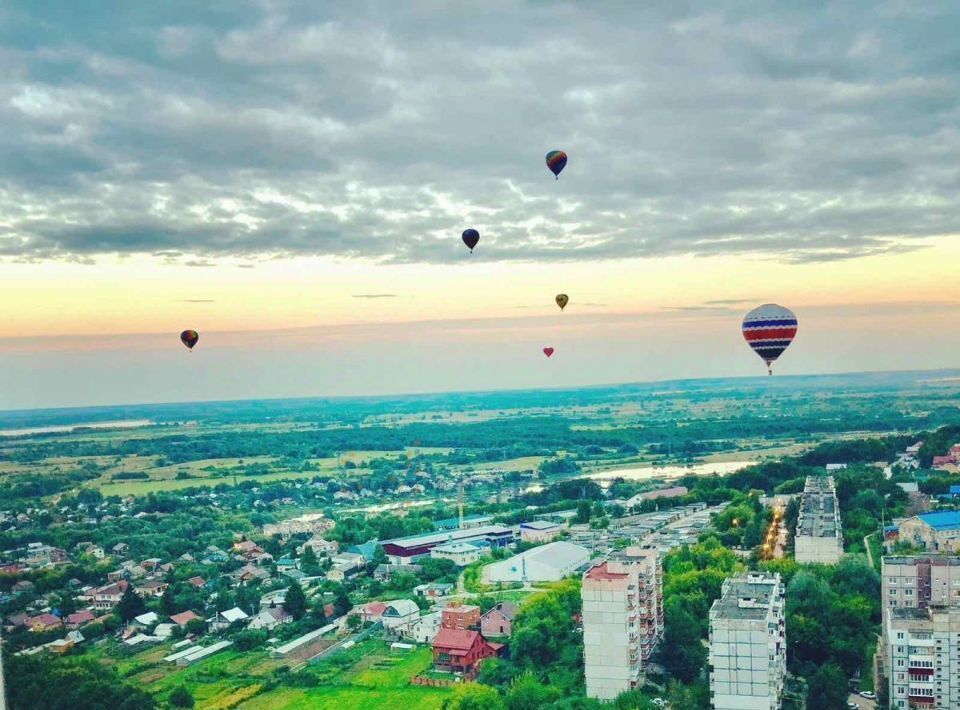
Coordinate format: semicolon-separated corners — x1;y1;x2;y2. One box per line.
859;690;876;699
848;703;859;709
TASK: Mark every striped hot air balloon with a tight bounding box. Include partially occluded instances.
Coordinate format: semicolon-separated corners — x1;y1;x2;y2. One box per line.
741;304;797;375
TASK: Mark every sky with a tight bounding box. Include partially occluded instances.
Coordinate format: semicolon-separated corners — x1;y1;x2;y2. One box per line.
1;1;959;409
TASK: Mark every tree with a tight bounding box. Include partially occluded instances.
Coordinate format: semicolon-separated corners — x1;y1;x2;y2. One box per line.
659;597;707;683
334;587;352;616
441;683;506;710
185;618;206;636
8;654;156;710
300;545;320;575
169;685;195;708
284;581;307;620
117;585;146;622
234;629;268;651
347;613;362;632
505;671;560;709
806;662;848;710
574;500;592;524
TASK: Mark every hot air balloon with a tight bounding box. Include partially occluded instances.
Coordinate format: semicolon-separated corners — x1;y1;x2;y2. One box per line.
741;304;797;375
545;150;567;179
180;329;199;351
462;229;480;253
555;294;569;311
543;347;555;358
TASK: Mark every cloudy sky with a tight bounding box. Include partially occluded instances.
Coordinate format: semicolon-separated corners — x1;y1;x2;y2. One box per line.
1;1;959;408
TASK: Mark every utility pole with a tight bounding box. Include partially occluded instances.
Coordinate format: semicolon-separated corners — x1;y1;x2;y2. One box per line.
458;478;465;529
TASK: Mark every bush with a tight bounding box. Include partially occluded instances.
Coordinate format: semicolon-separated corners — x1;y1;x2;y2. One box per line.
169;685;194;708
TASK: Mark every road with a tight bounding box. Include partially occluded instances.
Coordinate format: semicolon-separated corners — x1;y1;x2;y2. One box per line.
864;532;876;569
848;693;877;709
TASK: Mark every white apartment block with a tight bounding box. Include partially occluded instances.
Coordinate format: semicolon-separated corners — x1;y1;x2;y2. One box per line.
581;547;663;700
794;476;844;564
886;606;960;709
709;572;786;710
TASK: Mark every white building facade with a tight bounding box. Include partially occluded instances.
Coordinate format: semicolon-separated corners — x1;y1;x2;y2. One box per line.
886;606;960;709
709;572;786;710
581;547;663;700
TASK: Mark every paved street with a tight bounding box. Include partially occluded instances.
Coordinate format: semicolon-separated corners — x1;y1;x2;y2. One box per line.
848;693;877;709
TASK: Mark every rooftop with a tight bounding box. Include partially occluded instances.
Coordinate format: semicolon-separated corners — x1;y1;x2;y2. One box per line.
520;520;561;530
711;573;782;621
917;511;960;531
382;525;513;550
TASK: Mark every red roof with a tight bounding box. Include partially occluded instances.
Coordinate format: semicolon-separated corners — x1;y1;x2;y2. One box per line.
66;610;95;625
584;562;627;581
362;602;388;617
29;613;62;627
170;610;200;626
434;627;480;653
188;576;206;588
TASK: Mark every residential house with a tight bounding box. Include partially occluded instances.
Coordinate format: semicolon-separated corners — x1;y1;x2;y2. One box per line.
112;542;129;556
93;580;129;611
135;579;168;598
432;628;501;678
480;602;518;638
413;582;453;599
208;607;249;631
64;610;95;629
12;580;35;595
234;564;271;585
406;611;442;644
300;536;338;556
359;601;388;624
248;606;294;631
170;610;200;628
232;540;264;559
259;589;288;607
28;613;63;632
132;611;159;629
381;600;421;635
441;604;481;630
187;576;206;590
4;613;29;631
276;557;298;573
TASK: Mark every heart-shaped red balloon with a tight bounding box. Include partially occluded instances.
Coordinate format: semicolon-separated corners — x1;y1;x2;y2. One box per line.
543;347;554;358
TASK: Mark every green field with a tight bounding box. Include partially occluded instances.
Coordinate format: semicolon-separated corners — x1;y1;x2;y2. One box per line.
238;644;453;710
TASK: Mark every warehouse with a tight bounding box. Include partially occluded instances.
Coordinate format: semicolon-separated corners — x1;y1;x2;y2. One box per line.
483;541;591;584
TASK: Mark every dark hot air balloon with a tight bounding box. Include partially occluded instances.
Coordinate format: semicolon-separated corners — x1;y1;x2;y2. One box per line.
180;330;199;351
543;347;555;358
462;229;480;253
741;304;797;375
545;150;567;179
555;294;569;311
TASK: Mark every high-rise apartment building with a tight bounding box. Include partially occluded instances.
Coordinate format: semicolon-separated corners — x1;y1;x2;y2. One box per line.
581;547;663;700
794;476;844;564
885;606;960;709
708;572;786;710
882;555;960;709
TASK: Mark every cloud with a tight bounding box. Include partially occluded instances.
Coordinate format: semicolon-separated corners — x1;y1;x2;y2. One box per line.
352;293;398;299
0;2;959;265
180;299;215;303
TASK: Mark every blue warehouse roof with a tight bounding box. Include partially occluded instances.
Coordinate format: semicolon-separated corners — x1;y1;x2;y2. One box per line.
918;511;960;530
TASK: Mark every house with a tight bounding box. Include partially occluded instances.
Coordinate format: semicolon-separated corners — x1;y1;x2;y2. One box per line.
359;601;388;624
441;604;481;631
234;564;271;585
208;607;249;632
12;580;35;595
248;606;294;631
170;610;201;628
432;628;501;678
406;611;443;644
381;600;421;635
135;579;168;598
899;512;960;553
413;582;454;599
347;541;379;562
141;558;162;571
132;611;159;629
276;557;298;573
4;613;29;631
300;537;338;556
28;613;63;632
326;553;366;582
187;576;206;589
93;580;129;610
480;602;518;638
259;589;288;607
112;542;130;556
232;540;264;558
154;623;175;639
64;610;95;629
48;637;76;654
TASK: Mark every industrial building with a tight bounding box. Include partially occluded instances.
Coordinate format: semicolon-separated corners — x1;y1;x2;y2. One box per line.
885;606;960;709
380;525;514;565
708;572;786;710
794;476;844;564
482;541;590;584
581;547;663;700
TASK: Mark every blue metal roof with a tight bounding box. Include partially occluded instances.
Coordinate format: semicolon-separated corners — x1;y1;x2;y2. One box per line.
918;511;960;530
950;485;960;494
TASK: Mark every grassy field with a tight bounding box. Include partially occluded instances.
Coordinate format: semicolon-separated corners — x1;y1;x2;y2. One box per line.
238;643;453;710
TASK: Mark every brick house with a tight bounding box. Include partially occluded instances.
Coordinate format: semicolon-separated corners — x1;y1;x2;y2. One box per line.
441;603;481;630
432;628;502;678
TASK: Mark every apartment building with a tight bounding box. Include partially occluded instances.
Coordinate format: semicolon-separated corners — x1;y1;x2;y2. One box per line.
709;572;786;710
883;556;960;610
581;547;663;700
885;606;960;709
794;476;844;564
